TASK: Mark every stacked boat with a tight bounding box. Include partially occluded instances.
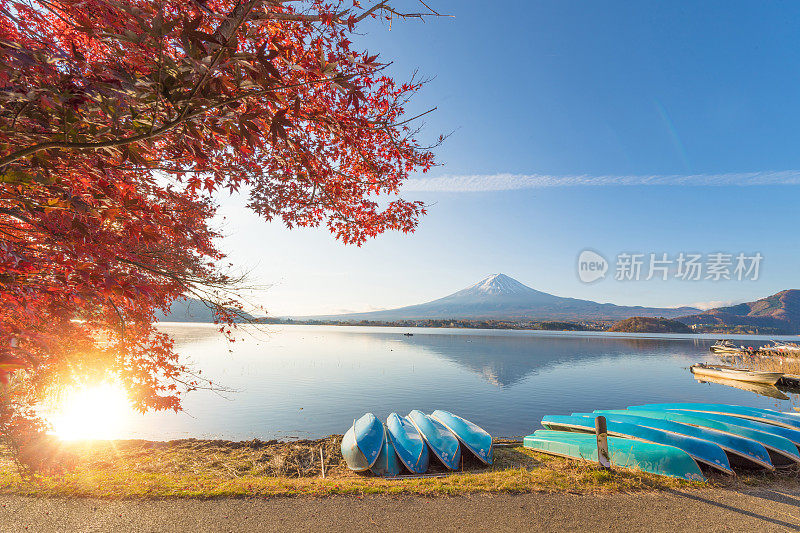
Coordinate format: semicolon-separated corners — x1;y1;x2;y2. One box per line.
341;410;493;476
525;403;800;482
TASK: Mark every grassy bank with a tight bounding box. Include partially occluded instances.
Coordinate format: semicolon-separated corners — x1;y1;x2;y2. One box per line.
2;436;799;499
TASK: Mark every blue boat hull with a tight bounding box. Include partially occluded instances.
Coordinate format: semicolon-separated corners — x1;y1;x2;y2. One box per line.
387;413;429;474
542;414;733;474
408;410;461;470
579;411;773;470
341;413;384;471
621;408;800;465
633;403;800;431
525;430;706;481
653;410;800;449
370;424;402;477
431;410;493;465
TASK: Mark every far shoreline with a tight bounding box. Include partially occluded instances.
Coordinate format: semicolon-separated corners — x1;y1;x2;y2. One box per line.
157;320;800;342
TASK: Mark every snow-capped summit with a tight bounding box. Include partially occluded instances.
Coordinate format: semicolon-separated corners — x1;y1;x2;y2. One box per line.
468;274;532;296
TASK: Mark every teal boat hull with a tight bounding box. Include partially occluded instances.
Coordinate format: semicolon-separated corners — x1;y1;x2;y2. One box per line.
620;408;800;465
386;413;429;474
370;424;402;477
341;413;384;471
524;430;706;482
431;410;493;465
652;410;800;449
578;411;773;470
542;415;733;474
633;403;800;431
408;410;461;470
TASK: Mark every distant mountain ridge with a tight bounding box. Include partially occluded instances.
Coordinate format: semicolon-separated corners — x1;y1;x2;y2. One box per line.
156;298;256;323
310;274;699;321
679;289;800;333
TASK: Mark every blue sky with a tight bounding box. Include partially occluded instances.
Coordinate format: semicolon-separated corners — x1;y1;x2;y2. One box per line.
218;1;800;316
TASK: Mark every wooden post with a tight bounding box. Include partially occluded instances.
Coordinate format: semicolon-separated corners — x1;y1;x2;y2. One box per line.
320;447;325;478
595;416;611;469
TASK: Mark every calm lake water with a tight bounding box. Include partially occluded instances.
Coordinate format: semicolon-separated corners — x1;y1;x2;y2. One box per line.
121;324;800;441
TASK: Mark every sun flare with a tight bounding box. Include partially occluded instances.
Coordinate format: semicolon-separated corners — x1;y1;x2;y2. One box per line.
48;383;131;441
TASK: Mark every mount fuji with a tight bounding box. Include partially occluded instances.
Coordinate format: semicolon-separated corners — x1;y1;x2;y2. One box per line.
313;274;698;321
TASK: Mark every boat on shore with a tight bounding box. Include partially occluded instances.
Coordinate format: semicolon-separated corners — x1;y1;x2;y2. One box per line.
605;408;800;466
341;413;384;471
386;413;429;474
569;411;773;470
408;410;461;470
541;415;735;473
524;430;706;481
633;403;800;431
370;423;402;477
690;363;783;385
431;410;493;465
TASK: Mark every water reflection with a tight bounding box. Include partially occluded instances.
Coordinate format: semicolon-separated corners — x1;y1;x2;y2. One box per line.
691;375;790;400
397;333;703;388
117;325;800;441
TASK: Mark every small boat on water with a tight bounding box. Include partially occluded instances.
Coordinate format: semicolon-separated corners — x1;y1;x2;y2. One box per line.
710;340;741;354
370;423;402;477
386;413;429;474
541;415;734;474
341;413;385;471
524;429;706;481
690;363;783;385
431;410;493;465
408;410;461;470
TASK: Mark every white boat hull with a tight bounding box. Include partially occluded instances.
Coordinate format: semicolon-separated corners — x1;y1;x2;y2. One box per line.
691;365;783;385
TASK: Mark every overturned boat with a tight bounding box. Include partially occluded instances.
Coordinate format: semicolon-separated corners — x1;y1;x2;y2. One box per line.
431;410;493;465
344;410;492;475
408;410;462;470
542;414;735;473
386;413;429;474
525;429;706;481
341;413;384;471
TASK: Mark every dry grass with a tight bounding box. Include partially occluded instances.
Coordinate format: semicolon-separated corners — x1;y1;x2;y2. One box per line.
2;436;799;499
725;353;800;376
722;353;800;406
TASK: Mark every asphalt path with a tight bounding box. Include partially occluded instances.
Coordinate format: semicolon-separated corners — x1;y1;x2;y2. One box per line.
3;486;800;532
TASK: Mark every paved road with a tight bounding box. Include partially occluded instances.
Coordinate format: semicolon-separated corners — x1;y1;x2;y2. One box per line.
3;486;800;532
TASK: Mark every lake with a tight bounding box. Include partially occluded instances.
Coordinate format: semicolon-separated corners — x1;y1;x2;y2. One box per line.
119;324;800;441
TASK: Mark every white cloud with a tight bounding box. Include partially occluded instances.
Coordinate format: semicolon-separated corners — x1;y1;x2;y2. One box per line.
402;171;800;192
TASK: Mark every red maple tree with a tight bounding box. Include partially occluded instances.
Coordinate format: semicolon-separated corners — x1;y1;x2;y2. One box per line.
0;0;440;467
